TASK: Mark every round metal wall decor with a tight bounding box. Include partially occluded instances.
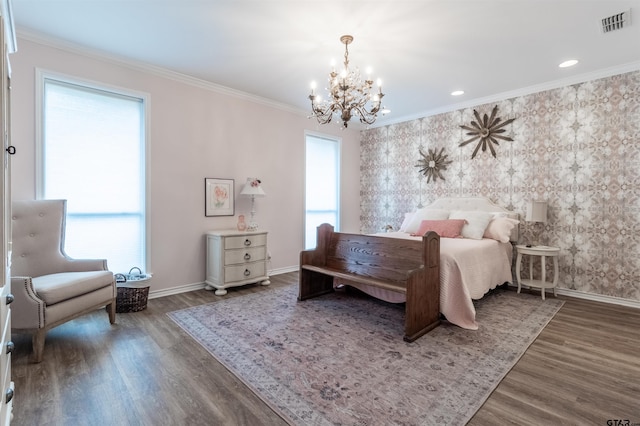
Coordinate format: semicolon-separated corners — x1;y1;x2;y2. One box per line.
459;105;515;159
415;147;452;183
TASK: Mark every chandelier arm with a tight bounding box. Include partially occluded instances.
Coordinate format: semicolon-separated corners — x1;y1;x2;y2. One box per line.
311;109;333;125
352;100;382;117
350;105;377;125
314;109;333;122
310;98;349;125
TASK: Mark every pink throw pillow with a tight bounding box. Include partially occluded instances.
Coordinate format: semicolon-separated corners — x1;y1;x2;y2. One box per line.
411;219;466;238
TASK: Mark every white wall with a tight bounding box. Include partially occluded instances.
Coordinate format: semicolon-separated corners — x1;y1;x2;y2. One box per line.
10;37;361;294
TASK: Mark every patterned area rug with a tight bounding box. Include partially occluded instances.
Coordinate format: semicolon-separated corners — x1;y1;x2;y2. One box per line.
168;285;563;425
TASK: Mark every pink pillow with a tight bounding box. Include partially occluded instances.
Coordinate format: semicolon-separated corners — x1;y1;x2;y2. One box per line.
411;219;466;238
483;217;520;242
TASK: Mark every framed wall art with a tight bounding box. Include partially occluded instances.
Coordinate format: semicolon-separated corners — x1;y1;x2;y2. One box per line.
205;178;234;217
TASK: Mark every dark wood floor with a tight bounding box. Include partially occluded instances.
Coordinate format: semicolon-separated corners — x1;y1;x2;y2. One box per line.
10;272;640;425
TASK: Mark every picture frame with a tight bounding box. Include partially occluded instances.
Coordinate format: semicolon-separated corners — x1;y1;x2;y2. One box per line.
205;178;234;217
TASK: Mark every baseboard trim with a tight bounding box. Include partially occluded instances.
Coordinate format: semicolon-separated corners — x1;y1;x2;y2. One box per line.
268;265;299;275
507;283;640;309
556;287;640;309
148;282;205;300
147;266;299;300
151;273;640;310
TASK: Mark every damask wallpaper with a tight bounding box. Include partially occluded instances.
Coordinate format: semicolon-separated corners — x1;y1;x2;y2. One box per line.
360;70;640;303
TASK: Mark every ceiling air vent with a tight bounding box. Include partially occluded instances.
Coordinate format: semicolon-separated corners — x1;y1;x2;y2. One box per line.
601;9;631;33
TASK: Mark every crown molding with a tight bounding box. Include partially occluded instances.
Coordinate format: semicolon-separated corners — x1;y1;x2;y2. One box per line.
18;29;640;131
372;60;640;128
17;28;307;117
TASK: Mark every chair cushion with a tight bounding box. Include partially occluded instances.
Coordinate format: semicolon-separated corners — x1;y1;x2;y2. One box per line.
32;271;114;305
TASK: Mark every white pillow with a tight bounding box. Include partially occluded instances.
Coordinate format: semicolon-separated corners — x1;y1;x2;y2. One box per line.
404;208;450;234
483;217;520;242
448;210;493;239
399;212;415;232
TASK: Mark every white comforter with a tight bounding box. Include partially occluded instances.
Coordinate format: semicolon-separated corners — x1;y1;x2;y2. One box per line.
336;232;514;330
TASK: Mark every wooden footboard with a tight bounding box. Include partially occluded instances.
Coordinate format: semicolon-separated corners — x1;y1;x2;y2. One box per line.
299;223;440;342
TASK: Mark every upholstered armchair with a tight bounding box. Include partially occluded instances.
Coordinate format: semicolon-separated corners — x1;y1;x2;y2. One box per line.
11;200;116;363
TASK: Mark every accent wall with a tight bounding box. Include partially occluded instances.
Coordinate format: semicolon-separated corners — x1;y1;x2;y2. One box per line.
360;69;640;304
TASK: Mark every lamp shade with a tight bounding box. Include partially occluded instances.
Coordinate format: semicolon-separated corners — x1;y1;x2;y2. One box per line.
240;178;266;197
525;200;547;223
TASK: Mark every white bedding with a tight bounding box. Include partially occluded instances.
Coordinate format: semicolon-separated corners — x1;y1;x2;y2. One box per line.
335;232;513;330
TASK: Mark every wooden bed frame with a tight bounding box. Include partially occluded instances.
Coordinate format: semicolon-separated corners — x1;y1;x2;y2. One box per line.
299;197;519;335
299;223;441;342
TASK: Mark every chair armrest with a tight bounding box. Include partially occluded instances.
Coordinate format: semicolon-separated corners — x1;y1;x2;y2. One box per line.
60;257;109;272
10;276;46;330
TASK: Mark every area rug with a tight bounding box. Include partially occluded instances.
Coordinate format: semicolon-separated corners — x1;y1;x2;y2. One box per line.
168;285;563;425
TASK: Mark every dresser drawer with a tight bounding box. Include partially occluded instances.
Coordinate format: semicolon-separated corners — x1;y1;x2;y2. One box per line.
224;246;266;265
0;313;10;424
224;233;267;250
0;309;8;359
224;262;266;283
0;285;10;342
0;361;11;425
0;315;9;393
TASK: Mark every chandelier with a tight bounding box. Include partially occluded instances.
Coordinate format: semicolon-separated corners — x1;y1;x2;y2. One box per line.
308;35;385;128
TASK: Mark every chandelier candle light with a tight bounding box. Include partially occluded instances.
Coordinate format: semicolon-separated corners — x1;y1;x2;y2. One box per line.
240;178;266;231
309;35;385;128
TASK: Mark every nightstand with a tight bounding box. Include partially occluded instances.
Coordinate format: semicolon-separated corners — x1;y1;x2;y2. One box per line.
515;245;560;300
205;229;270;296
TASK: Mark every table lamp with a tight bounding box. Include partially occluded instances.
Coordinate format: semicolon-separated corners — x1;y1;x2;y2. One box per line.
525;200;547;246
240;178;266;231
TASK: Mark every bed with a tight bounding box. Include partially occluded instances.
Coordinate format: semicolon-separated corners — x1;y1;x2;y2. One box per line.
336;197;519;330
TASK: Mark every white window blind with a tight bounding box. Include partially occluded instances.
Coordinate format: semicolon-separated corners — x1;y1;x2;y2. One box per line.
305;134;340;249
41;76;146;274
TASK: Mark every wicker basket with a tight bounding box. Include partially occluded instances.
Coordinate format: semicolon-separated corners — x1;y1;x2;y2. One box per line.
116;285;150;313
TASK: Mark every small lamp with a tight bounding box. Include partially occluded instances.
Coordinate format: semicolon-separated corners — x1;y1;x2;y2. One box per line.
525;200;547;246
240;178;266;231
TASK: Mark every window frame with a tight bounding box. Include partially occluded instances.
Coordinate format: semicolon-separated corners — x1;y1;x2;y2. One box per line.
304;131;341;249
34;68;151;272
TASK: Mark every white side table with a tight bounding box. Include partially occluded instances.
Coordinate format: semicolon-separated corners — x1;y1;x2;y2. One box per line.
515;245;560;300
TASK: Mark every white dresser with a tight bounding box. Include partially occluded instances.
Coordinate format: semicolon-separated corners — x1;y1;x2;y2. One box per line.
205;230;270;296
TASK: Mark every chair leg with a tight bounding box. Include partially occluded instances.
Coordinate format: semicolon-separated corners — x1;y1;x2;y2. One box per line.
32;330;46;363
107;301;116;324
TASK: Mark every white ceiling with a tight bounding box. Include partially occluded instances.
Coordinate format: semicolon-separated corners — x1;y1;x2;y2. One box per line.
10;0;640;128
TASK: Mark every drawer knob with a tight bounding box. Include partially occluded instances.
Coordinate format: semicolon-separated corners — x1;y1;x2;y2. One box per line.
243;239;252;246
6;341;13;354
5;387;13;403
244;253;251;261
5;294;14;305
244;269;251;277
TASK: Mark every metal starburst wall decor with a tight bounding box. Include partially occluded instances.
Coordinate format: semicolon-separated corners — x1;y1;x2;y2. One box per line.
459;105;516;159
415;147;452;183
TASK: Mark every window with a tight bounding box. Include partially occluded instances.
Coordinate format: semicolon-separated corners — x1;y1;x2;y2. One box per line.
37;72;147;274
305;133;340;249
